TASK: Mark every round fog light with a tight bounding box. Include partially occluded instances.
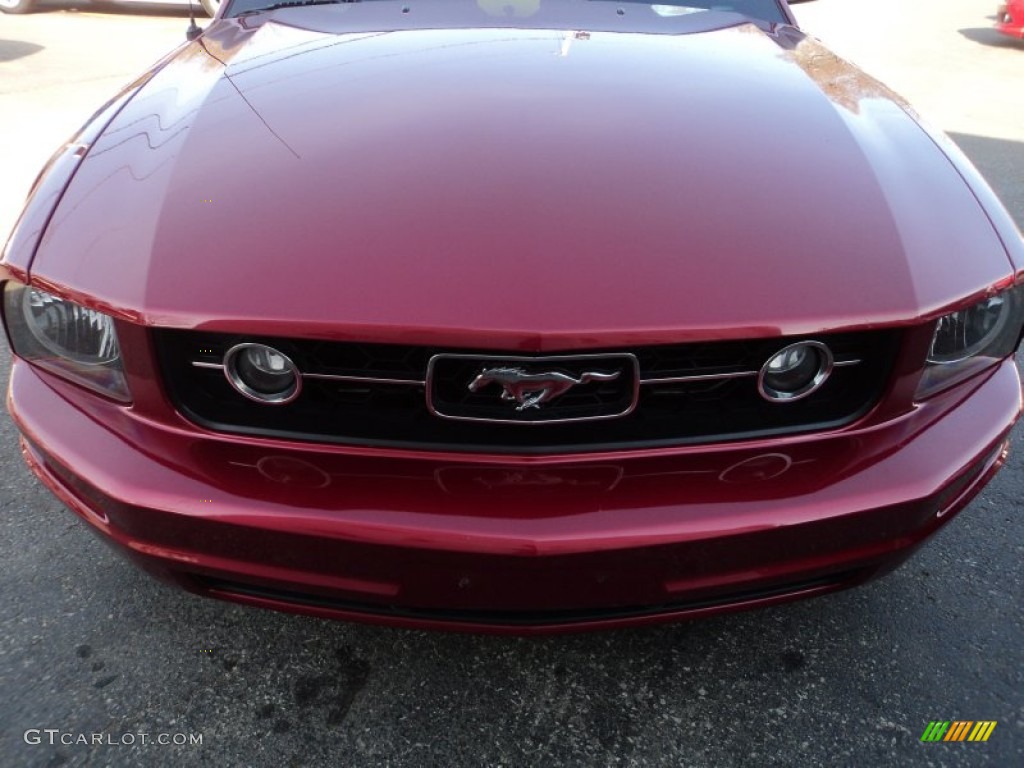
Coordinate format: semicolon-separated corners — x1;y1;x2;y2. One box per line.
758;341;833;402
224;343;301;404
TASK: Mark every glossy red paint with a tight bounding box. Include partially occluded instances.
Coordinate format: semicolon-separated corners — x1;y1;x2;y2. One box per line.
8;352;1019;632
24;14;1020;346
997;1;1024;38
4;1;1024;632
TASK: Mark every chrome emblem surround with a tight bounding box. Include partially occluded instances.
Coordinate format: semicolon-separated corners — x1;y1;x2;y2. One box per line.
426;353;640;425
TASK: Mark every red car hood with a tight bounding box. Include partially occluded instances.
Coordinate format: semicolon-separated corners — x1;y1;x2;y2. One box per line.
29;11;1014;349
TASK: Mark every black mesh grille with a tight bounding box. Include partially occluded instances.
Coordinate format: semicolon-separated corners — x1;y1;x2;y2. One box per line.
154;329;898;453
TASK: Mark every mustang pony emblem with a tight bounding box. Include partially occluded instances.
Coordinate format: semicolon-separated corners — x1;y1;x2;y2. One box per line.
467;366;621;411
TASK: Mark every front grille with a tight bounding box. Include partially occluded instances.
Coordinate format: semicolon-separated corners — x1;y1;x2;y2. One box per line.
154;329;898;453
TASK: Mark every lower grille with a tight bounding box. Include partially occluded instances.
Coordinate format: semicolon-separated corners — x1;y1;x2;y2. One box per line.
154;329;898;453
198;571;862;627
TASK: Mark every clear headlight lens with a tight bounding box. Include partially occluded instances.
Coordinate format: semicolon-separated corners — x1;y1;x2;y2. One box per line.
21;286;121;364
2;281;130;402
917;284;1024;399
927;294;1011;364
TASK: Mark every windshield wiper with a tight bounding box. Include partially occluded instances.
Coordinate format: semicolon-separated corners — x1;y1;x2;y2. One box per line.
237;0;357;16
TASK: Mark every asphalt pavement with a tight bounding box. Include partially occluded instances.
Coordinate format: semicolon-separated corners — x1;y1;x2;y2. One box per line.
0;2;1022;766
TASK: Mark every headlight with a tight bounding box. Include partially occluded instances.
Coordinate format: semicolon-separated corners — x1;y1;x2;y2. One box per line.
2;281;130;402
927;294;1011;364
916;284;1024;399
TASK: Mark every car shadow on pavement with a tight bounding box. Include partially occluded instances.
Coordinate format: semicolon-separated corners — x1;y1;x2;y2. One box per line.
0;41;44;64
26;1;192;16
958;26;1024;48
949;132;1024;230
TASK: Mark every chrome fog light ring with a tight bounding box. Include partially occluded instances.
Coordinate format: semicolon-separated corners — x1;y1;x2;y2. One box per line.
223;342;302;404
757;341;833;403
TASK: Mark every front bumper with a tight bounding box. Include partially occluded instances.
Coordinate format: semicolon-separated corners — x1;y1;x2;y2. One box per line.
9;357;1021;634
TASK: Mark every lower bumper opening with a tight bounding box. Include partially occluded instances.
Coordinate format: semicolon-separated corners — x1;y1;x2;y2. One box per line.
196;569;868;627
